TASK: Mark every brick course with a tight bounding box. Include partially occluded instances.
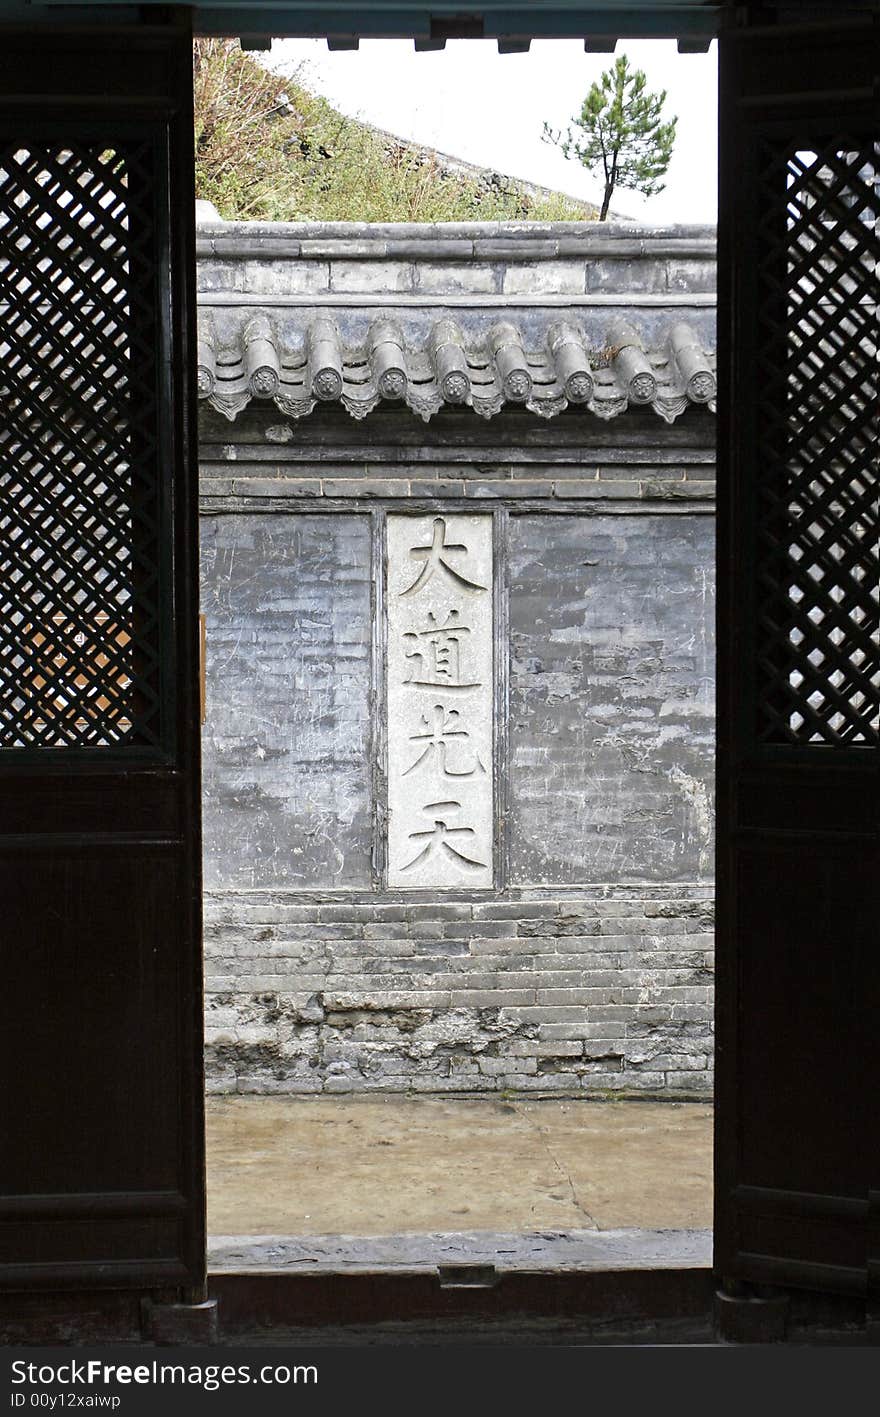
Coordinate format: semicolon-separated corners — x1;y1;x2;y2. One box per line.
204;890;714;1097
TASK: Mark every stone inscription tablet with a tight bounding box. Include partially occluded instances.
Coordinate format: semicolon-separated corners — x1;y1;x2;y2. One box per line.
387;515;493;890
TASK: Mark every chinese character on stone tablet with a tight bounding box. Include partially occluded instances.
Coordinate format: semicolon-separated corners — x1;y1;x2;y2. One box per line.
402;609;481;689
402;704;487;779
400;517;488;597
400;800;488;873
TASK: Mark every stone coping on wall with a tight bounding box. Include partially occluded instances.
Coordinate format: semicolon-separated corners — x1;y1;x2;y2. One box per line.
196;219;717;304
196;218;717;268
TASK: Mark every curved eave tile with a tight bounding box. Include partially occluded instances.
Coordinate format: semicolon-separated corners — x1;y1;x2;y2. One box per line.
196;312;716;426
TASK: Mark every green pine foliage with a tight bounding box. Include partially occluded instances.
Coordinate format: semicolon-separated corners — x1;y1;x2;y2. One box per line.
194;39;597;223
543;54;677;220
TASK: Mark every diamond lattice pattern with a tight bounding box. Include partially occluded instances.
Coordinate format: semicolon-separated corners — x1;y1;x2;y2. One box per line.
755;140;879;745
0;143;161;747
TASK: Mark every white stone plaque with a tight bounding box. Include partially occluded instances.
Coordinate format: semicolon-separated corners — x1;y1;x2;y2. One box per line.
386;514;493;890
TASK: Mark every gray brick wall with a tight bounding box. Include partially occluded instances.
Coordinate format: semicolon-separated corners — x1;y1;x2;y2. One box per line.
201;514;373;889
200;445;715;1097
204;890;714;1097
508;514;714;884
198;404;716;510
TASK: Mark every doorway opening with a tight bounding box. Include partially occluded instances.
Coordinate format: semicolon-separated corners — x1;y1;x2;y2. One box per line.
193;35;718;1277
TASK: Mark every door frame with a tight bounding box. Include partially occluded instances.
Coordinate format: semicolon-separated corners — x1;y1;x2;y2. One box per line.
0;1;876;1336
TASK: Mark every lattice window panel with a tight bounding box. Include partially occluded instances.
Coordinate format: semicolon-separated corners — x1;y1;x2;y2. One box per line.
0;142;162;748
754;139;879;746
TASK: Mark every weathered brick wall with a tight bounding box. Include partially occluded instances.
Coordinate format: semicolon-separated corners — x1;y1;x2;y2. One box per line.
508;514;714;884
198;221;717;1099
204;891;714;1096
200;513;373;889
200;443;715;1096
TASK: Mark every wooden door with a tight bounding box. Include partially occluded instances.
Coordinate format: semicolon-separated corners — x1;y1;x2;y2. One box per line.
715;13;878;1297
0;22;204;1291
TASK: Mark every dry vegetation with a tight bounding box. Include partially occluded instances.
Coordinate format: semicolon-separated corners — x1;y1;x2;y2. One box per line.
193;39;597;223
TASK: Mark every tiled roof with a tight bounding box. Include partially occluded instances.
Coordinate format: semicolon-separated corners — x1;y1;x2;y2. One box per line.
196;312;716;424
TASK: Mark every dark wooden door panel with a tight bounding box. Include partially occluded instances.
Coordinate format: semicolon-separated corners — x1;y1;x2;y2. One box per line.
3;850;185;1196
0;24;203;1291
0;773;182;837
715;15;879;1298
736;840;873;1198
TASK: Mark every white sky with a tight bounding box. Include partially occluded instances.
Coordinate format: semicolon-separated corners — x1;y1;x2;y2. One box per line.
268;38;718;225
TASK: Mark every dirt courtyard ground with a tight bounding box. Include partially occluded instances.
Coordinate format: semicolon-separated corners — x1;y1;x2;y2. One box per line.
206;1096;713;1244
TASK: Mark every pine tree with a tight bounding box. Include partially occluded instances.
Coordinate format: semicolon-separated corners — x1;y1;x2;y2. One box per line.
543;54;677;221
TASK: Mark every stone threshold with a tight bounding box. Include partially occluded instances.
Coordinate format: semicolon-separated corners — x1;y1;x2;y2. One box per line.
208;1226;712;1275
